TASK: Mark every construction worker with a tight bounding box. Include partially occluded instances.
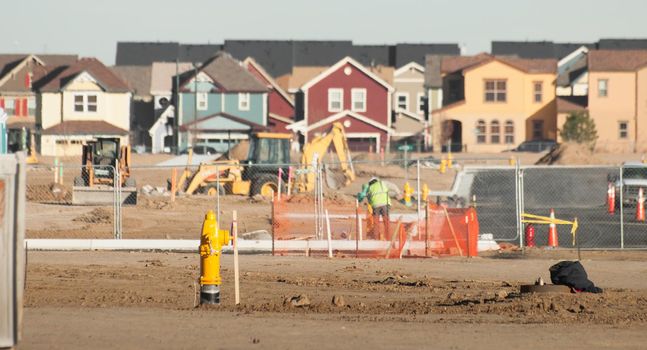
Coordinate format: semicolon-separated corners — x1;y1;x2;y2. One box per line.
357;177;391;240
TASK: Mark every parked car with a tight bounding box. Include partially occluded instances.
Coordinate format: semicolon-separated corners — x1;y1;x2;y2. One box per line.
507;140;556;153
180;144;218;155
608;162;647;207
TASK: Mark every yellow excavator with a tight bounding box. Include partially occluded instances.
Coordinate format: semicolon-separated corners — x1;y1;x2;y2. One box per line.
295;121;355;192
176;122;355;197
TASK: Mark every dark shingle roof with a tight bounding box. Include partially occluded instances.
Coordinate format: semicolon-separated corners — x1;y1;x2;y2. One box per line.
557;96;587;113
424;55;444;88
186;52;268;92
598;39;647;50
492;41;593;60
395;43;460;67
42;120;128;135
39;58;131;93
588;50;647;71
111;65;152;97
224;40;295;77
115;42;222;66
348;45;391;67
440;54;556;74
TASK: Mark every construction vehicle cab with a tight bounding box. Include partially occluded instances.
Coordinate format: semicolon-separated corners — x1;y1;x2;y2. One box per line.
243;132;291;196
73;137;137;205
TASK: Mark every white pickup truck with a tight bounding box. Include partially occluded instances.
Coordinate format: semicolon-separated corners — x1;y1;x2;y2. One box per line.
610;162;647;206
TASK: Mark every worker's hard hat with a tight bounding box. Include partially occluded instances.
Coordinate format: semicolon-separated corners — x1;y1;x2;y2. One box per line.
369;176;379;184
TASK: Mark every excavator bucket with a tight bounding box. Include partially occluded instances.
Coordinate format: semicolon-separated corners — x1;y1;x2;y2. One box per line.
72;185;137;205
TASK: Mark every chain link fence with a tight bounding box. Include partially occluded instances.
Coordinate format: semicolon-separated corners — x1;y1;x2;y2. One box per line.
23;157;647;250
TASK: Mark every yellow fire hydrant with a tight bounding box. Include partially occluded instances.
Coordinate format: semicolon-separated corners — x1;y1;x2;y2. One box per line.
421;183;429;203
403;182;413;207
199;210;230;304
439;159;447;174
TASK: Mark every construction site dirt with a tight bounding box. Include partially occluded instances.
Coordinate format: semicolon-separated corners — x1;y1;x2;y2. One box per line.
22;251;647;349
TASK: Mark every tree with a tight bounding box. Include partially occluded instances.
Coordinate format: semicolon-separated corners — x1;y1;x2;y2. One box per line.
560;111;598;149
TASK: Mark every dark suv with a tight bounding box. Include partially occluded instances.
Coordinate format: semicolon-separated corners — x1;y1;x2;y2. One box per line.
509;140;556;153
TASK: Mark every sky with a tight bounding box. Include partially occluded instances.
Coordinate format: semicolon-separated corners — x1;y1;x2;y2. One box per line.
3;0;647;65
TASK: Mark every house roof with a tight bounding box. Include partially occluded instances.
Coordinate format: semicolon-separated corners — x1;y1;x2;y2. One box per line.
491;41;595;60
243;57;294;105
182;52;268;92
179;112;268;132
0;54;78;92
597;39;647;50
39;58;131;93
115;42;222;66
556;53;588;87
41;120;129;135
441;54;557;74
394;43;460;68
276;66;328;92
298;110;391;133
588;50;647;71
301;56;394;92
150;62;193;94
556;96;587;113
424;55;444;88
395;62;425;77
111;65;152;97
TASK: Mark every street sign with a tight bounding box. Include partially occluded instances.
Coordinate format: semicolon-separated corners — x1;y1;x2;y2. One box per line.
397;144;414;151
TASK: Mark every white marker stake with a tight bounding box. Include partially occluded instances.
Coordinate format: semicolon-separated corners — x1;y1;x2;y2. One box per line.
277;168;282;201
233;210;240;305
325;209;333;258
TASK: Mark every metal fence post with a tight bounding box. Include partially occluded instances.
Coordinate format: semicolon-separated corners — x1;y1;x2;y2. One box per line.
113;165;118;240
416;159;421;227
517;164;524;248
216;165;220;235
619;166;624;249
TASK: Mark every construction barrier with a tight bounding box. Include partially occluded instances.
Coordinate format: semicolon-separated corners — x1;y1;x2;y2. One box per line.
271;196;478;258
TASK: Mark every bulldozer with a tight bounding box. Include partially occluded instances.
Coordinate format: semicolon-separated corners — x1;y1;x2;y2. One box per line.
175;122;355;197
72;137;137;205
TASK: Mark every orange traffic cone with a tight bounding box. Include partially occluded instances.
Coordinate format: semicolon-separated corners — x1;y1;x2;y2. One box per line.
636;188;645;222
607;182;615;214
547;209;559;248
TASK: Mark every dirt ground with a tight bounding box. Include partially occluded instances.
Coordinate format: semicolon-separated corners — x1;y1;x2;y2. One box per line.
19;250;647;349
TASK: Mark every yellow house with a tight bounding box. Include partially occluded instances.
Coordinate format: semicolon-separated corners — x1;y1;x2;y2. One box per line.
37;58;132;157
430;54;557;152
587;50;647;152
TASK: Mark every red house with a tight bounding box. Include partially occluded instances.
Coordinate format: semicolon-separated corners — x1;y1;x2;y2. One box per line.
291;56;394;152
243;57;295;132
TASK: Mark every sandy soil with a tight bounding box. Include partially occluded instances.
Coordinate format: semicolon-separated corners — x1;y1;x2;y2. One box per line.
19;251;647;349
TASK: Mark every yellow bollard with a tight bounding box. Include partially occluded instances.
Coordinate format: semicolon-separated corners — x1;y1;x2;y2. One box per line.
439;159;447;174
447;152;453;168
403;182;413;207
199;210;231;304
422;183;429;203
509;156;516;166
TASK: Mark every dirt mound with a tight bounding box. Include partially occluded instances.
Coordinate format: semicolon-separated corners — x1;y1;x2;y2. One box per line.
287;192;357;205
354;162;408;179
72;207;113;224
536;143;602;165
138;197;176;210
217;140;249;161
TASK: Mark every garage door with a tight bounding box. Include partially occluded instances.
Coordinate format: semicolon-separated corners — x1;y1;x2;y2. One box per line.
347;137;377;152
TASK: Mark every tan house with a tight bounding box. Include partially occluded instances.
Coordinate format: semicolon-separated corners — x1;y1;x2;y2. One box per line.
430;54;557;152
392;62;428;147
587;50;647;152
37;58;132;156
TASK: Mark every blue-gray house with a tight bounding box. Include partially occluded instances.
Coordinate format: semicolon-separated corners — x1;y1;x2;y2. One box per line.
176;52;269;151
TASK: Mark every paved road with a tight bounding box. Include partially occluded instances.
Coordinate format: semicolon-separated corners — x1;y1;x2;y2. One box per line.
467;167;647;248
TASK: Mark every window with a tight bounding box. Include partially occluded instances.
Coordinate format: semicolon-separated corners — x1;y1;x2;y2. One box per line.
532;120;544;140
504;120;514;144
476;120;486;144
619;121;628;139
484;80;506;102
533;82;543;103
328;88;343;112
490;120;500;143
197;92;208;111
73;94;98;113
396;93;408;111
351;88;366;112
417;93;425;114
27;97;36;114
237;93;249;111
598;79;608;97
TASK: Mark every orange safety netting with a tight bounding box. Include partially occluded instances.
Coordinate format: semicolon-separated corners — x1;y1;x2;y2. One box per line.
271;194;478;258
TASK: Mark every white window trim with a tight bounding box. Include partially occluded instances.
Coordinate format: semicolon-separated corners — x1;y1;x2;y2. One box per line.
351;88;367;112
416;92;425;114
238;93;250;111
328;88;343;113
197;92;208;111
598;79;608;97
395;92;409;112
73;93;98;113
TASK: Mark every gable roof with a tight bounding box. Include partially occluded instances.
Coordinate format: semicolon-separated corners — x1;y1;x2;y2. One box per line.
395;62;425;77
302;110;392;133
301;56;394;92
111;65;152;97
179;112;268;132
588;50;647;72
441;53;557;74
182;52;268;92
39;58;131;93
491;41;594;60
394;43;461;67
276;66;328;92
41;120;128;135
150;62;193;95
243;57;294;105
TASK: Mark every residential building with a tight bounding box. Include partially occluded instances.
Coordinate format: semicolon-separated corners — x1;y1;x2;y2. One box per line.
175;52;269;152
111;65;153;149
37;58;132;156
392;62;428;148
244;57;295;132
290;56;394;152
587;50;647;152
430;54;557;152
